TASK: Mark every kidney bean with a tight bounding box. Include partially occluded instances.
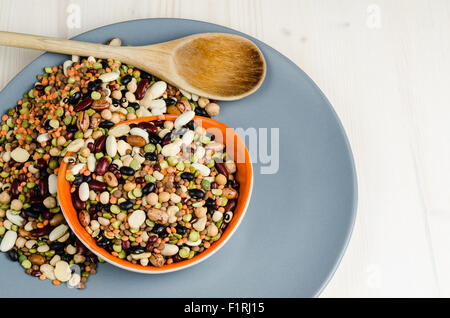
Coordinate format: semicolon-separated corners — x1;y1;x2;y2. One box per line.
135;78;149;100
74;98;93;112
11;179;20;198
152;120;164;127
211;182;218;189
145;244;154;253
95;156;109;176
88;180;107;191
31;270;42;277
39;178;49;197
94;135;107;153
76;238;88;255
29;196;43;205
138;122;158;133
135;177;145;184
41;210;52;220
224;199;236;212
30;225;52;237
65;131;74;140
18;173;27;182
72;190;86;210
173;254;183;263
148;235;158;244
215;161;229;179
87;142;95;152
122;240;130;250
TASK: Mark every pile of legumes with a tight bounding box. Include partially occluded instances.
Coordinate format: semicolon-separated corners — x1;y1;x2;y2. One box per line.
65;111;239;267
0;37;222;287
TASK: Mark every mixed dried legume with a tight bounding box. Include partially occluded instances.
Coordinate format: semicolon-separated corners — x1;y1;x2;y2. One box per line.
0;37;223;287
65;112;239;267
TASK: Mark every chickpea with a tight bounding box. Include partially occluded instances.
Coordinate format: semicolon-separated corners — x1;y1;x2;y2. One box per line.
206;103;220;116
198;97;209;108
0;191;11;204
125;91;136;103
126;113;137;120
110;112;121;124
146;193;159;206
195;206;207;218
225;160;237;174
164;120;174;130
111;90;122;100
92;130;103;140
43;196;56;209
159;191;170;203
49;147;61;157
57;136;67;146
126;80;137;93
215;174;227;186
10;199;23;211
206;223;218;237
80;147;90;158
101;109;112;120
123;182;136;192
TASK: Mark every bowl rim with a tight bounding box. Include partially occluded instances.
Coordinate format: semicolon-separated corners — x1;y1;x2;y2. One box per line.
57;115;253;273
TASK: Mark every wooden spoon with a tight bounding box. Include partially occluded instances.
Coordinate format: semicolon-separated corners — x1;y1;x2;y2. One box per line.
0;31;266;101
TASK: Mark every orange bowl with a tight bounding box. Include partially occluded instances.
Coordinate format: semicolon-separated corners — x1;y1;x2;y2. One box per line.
58;115;253;273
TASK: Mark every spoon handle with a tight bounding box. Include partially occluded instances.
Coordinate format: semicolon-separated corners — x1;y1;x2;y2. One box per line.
0;31;128;61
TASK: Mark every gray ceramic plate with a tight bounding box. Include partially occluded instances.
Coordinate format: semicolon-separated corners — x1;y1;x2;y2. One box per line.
0;18;357;297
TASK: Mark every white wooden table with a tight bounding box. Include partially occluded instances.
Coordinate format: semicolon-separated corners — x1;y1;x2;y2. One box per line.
1;0;449;297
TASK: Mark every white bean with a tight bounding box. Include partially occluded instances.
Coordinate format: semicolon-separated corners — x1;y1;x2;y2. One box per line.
99;71;119;83
109;124;130;137
148;81;167;99
0;230;17;252
106;135;117;157
174;110;195;129
6;210;25;226
128;210;146;229
79;182;90;202
48;174;58;195
49;224;69;242
191;163;211;176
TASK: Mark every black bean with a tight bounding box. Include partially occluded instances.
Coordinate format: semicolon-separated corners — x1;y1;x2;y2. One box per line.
73;174;84;186
140;71;152;80
96;236;110;247
66;124;78;133
188;189;205;199
205;198;215;208
121;74;132;85
148;132;162;144
186;120;197;130
152;223;166;235
180;172;195;181
144;152;157;161
128;102;140;111
7;249;18;262
68;92;81;105
24;207;40;219
142;183;156;195
43;120;52;130
49;241;65;251
100;61;109;69
119;201;133;210
175;225;187;235
164;98;176;106
129;246;145;254
83;174;93;183
61;254;72;263
119;166;135;176
99;120;114;129
111;98;120;106
194;106;210;118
